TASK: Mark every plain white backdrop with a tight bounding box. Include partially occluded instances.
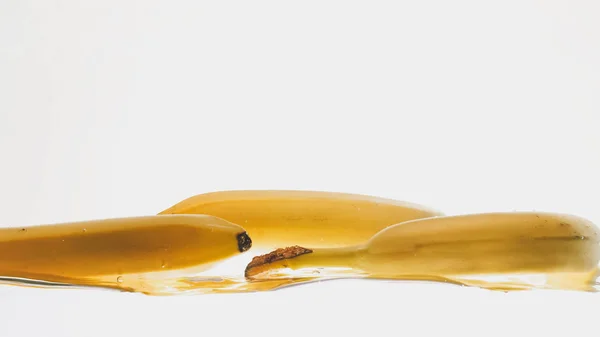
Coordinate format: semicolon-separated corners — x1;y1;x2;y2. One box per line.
1;1;599;336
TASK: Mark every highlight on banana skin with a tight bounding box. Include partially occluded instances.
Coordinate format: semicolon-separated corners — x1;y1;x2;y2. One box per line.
0;190;598;295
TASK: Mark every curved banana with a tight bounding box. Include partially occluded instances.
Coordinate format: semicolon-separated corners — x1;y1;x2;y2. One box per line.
0;214;251;291
245;212;600;292
159;190;443;249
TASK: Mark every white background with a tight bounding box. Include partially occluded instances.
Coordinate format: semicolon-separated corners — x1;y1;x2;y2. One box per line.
1;1;599;336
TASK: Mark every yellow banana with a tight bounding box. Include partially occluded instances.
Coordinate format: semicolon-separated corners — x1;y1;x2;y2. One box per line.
0;214;251;292
159;190;443;249
245;212;600;292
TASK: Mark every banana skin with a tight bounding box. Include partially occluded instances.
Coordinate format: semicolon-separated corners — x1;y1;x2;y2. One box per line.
159;190;443;249
0;214;251;288
246;212;600;291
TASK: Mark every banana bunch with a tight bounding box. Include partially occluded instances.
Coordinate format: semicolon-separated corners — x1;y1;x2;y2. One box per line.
0;190;598;295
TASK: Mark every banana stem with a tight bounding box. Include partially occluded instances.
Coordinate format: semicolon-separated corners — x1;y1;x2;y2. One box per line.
245;245;365;279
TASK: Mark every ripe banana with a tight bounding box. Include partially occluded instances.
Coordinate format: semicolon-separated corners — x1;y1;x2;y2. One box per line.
159;190;443;249
0;214;252;291
245;212;600;291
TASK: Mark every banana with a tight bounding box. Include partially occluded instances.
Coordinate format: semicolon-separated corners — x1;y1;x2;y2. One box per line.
0;214;252;291
159;190;443;249
245;212;600;292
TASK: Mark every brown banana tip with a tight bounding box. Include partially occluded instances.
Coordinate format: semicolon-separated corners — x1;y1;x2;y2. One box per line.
244;245;313;278
236;232;252;252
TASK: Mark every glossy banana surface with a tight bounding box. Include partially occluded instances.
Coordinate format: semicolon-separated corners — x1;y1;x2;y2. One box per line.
159;190;443;249
0;214;251;290
245;212;600;291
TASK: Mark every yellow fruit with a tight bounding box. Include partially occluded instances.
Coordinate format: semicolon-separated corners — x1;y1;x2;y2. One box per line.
245;212;600;292
0;214;251;291
159;190;443;249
